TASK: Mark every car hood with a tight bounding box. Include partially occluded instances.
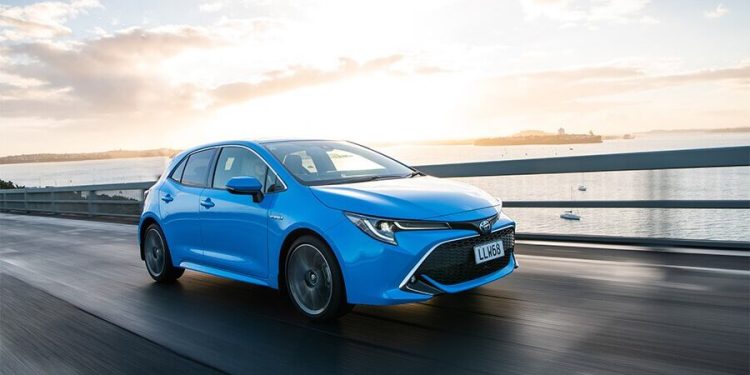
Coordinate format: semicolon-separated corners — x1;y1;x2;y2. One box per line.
309;176;500;220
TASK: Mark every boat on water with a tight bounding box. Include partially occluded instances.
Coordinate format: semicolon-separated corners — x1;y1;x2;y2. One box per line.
560;210;581;220
578;185;587;191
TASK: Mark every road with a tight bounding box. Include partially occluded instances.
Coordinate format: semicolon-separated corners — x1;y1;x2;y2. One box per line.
1;213;748;374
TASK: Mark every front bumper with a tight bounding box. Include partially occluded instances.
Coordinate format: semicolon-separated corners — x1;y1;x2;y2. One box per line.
401;226;516;294
326;209;517;305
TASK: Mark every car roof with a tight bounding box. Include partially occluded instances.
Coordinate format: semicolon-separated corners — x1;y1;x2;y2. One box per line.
184;138;325;148
178;139;350;157
255;138;339;145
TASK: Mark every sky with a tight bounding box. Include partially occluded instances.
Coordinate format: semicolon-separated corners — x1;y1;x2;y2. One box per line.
0;0;748;155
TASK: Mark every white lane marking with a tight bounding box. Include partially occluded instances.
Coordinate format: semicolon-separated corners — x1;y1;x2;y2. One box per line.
60;228;88;234
517;254;750;276
516;255;718;290
656;264;750;276
516;240;750;257
517;254;665;286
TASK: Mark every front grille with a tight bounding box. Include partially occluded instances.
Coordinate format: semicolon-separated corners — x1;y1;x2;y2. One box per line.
415;227;515;285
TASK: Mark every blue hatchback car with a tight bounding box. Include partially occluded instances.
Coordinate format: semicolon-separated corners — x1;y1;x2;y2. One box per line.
139;140;516;320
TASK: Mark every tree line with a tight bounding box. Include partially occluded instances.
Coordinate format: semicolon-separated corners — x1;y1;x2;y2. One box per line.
0;179;24;189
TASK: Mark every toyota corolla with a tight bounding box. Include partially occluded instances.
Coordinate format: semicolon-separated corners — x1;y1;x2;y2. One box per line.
138;140;517;320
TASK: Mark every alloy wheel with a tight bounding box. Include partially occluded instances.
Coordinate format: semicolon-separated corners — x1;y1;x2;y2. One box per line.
287;244;333;315
144;228;166;277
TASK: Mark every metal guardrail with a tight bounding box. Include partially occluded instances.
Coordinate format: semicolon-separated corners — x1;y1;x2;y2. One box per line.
503;200;750;209
417;145;750;177
0;146;748;247
515;233;750;250
0;182;153;219
420;146;750;211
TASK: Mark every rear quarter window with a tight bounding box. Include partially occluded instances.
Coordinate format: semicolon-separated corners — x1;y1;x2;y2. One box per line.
169;157;187;182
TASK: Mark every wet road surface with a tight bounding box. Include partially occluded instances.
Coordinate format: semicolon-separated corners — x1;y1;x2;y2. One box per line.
1;213;748;374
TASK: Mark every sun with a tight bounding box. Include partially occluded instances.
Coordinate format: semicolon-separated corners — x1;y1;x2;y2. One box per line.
199;72;471;144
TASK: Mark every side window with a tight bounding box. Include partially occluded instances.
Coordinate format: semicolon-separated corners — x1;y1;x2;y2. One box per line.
212;147;282;193
169;157;187;182
181;149;215;187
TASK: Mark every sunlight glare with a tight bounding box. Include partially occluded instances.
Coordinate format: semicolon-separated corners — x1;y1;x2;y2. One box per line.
201;72;470;144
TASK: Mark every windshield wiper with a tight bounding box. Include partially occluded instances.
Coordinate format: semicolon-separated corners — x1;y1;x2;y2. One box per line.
353;174;406;182
406;171;424;178
321;174;406;185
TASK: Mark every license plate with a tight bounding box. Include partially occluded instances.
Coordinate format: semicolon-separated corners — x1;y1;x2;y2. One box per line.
474;240;505;264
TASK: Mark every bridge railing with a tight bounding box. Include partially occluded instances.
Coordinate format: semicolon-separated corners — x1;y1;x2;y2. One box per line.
0;181;153;219
1;146;748;248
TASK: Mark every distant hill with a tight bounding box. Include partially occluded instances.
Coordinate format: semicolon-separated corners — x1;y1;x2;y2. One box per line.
0;149;180;165
416;126;747;146
708;127;750;133
475;133;601;146
637;126;750;134
512;130;551;137
414;129;602;146
415;139;475;145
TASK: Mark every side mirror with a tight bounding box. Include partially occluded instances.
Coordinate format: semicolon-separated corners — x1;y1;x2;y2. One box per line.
226;176;264;202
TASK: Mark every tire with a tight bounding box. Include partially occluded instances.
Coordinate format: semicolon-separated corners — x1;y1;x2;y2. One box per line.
285;235;352;321
143;224;184;283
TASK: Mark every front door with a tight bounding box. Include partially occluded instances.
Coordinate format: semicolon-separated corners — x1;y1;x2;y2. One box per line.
199;146;278;277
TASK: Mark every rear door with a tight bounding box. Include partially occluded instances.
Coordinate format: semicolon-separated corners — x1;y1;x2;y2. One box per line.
199;146;282;277
159;148;216;265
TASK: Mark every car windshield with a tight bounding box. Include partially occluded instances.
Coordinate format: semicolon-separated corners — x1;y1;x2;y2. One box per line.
264;140;415;186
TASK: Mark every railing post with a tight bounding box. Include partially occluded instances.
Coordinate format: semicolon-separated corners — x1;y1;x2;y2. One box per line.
51;191;57;215
87;190;94;217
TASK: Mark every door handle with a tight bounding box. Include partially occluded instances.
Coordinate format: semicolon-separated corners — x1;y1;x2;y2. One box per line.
161;194;174;203
200;198;215;208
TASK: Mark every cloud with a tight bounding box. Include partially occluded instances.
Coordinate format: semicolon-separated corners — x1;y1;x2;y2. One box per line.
472;64;750;118
199;1;225;13
210;55;404;107
1;21;404;119
1;26;217;118
0;0;102;41
657;65;750;84
520;0;656;26
704;4;728;19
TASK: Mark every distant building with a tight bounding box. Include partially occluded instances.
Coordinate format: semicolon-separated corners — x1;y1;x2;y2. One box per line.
558;128;565;135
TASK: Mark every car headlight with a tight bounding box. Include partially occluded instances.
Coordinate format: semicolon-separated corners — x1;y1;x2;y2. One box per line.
344;212;450;245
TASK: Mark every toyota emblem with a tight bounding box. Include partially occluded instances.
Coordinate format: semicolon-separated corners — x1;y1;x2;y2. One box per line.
479;220;491;234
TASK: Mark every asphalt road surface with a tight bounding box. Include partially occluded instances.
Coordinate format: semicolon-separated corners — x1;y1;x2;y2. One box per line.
1;213;748;374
